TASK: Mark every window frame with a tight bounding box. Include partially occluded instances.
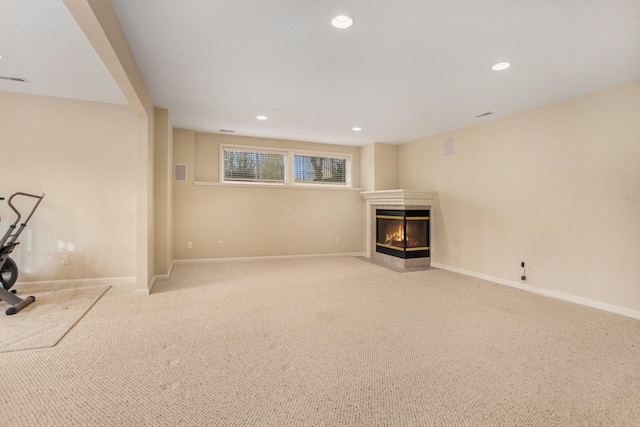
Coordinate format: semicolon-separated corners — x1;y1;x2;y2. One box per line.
292;150;352;188
220;144;352;188
220;144;289;186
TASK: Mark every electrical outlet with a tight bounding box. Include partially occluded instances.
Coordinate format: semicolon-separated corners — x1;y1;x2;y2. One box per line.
60;254;69;265
335;238;340;244
217;241;223;247
187;241;192;249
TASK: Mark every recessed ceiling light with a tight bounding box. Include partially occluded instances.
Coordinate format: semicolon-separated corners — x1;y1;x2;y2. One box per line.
256;115;267;120
352;127;362;131
332;15;354;29
491;62;511;71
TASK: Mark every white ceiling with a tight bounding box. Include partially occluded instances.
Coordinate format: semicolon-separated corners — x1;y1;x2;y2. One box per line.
0;0;125;105
3;1;640;147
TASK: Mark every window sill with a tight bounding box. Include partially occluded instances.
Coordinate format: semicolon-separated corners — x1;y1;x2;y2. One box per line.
194;181;363;191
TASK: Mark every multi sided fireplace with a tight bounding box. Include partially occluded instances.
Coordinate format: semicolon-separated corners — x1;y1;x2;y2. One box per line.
376;209;430;259
362;190;436;270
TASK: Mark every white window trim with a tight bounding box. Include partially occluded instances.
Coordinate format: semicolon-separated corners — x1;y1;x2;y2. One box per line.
220;144;289;185
292;150;352;187
220;144;353;188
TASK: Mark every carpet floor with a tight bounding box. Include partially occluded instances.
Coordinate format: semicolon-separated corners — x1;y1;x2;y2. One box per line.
0;284;110;352
0;256;638;426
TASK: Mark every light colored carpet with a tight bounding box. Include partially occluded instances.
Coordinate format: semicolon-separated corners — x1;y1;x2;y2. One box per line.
0;284;110;352
0;256;639;426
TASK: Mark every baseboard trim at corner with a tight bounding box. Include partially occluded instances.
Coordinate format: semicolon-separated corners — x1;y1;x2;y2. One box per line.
148;260;177;294
174;252;366;265
431;262;640;321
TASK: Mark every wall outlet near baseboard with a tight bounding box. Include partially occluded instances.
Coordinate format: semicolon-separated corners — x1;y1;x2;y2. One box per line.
187;241;192;249
217;241;223;247
520;261;527;281
521;261;533;270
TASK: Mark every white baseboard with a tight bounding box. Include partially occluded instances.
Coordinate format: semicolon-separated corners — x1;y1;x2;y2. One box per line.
15;276;136;290
144;253;364;294
173;252;366;265
147;260;177;294
431;262;640;320
12;254;364;296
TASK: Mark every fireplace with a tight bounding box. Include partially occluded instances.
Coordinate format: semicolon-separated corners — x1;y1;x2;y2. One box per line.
376;209;430;259
361;190;436;270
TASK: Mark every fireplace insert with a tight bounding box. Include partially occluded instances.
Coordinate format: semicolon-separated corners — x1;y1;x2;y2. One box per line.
376;209;430;259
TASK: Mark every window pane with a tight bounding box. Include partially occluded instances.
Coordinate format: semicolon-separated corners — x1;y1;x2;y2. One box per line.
224;150;285;183
294;155;347;185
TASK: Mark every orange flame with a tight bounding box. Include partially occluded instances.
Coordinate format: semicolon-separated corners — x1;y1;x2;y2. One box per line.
385;225;404;245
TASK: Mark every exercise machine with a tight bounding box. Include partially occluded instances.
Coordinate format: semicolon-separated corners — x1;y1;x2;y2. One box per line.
0;192;45;315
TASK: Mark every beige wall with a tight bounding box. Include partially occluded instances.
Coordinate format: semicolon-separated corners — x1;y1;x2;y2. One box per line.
360;142;399;191
374;143;399;190
173;131;364;260
360;143;375;191
65;0;157;291
398;80;640;312
154;108;173;276
0;91;137;281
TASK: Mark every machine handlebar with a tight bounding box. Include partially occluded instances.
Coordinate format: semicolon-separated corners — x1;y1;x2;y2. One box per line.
6;193;46;225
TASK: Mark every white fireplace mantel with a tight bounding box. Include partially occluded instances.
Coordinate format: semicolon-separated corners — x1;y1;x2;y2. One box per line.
360;189;437;207
361;189;437;259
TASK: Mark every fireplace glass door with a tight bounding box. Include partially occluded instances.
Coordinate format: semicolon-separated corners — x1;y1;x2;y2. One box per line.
376;209;430;259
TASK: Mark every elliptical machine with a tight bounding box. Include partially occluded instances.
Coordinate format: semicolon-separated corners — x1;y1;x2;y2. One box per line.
0;192;45;315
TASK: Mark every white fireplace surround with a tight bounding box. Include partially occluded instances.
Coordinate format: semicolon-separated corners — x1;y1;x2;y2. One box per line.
360;189;437;260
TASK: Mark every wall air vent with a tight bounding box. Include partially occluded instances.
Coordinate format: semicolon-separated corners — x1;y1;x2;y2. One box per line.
474;112;494;118
219;129;235;133
0;76;28;83
444;137;454;157
174;164;187;181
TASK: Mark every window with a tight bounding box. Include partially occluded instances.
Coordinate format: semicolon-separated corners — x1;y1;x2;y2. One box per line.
222;147;286;184
221;144;352;188
294;154;348;185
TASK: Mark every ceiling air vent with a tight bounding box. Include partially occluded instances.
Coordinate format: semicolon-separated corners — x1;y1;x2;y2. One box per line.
474;112;494;118
0;76;28;83
219;129;235;133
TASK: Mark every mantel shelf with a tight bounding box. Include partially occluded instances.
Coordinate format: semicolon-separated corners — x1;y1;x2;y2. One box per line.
360;189;437;206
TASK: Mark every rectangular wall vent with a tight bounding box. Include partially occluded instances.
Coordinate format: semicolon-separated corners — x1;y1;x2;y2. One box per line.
444;137;454;157
174;164;187;181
